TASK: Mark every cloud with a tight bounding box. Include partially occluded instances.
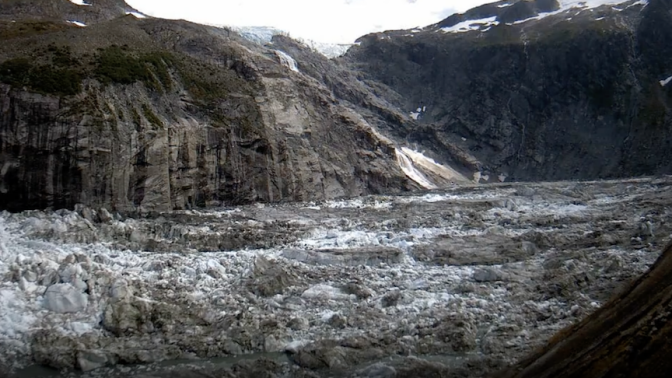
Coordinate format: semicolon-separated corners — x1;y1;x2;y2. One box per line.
125;0;492;43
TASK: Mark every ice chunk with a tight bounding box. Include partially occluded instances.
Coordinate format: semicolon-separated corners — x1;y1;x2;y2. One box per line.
301;284;351;301
43;284;88;313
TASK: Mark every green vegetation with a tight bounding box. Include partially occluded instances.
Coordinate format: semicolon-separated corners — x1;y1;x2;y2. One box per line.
0;57;82;96
94;45;152;85
588;83;616;109
91;45;240;102
93;45;174;92
142;103;163;129
0;41;257;137
48;44;80;67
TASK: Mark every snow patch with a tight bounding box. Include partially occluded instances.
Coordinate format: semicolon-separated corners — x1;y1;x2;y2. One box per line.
274;50;299;73
67;20;86;27
660;76;672;87
410;106;427;120
68;0;91;5
511;0;649;25
126;11;147;19
559;0;647;9
442;16;499;33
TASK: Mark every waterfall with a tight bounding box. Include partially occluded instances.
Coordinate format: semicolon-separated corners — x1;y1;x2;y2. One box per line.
396;149;438;189
274;50;299;72
396;148;472;189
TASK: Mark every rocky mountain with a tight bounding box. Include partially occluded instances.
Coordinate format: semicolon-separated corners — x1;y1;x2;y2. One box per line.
2;1;672;376
3;0;671;214
0;0;442;213
0;0;142;24
343;0;672;182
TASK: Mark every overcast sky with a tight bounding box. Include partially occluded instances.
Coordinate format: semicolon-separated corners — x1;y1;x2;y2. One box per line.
125;0;493;44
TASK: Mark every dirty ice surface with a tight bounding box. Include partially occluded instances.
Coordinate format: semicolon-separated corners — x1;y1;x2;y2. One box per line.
1;177;671;377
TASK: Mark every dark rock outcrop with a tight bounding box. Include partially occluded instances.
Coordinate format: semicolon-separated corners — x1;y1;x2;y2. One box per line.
344;0;672;182
499;241;672;378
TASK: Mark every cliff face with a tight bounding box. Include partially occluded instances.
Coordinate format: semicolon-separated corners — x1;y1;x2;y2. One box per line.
344;0;672;182
0;2;411;212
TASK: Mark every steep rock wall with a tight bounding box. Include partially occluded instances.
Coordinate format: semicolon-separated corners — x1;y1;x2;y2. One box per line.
0;13;410;212
344;0;672;182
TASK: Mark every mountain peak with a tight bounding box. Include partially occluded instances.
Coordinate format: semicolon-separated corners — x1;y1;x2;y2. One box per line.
0;0;143;25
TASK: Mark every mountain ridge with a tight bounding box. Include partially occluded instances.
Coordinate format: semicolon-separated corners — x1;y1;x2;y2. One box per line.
343;0;672;182
1;0;671;212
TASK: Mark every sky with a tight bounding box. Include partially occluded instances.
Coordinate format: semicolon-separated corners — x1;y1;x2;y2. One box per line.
125;0;494;44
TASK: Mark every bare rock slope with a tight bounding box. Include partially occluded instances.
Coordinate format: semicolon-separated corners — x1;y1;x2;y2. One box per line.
0;0;415;212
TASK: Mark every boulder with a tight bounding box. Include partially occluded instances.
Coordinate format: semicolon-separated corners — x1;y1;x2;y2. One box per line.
248;256;297;297
76;350;109;372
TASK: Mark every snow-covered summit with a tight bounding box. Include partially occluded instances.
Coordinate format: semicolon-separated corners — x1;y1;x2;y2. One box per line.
431;0;649;33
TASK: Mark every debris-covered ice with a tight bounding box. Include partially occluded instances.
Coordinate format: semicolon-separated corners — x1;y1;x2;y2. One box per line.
1;177;671;377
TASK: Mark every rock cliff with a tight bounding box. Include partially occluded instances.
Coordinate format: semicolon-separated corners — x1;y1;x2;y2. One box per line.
344;0;672;182
0;0;415;212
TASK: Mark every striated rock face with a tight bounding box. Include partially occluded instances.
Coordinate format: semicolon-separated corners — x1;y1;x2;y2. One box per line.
499;241;672;378
0;2;412;212
344;0;672;182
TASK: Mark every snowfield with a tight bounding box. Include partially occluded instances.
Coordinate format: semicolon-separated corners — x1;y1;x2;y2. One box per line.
1;177;671;377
